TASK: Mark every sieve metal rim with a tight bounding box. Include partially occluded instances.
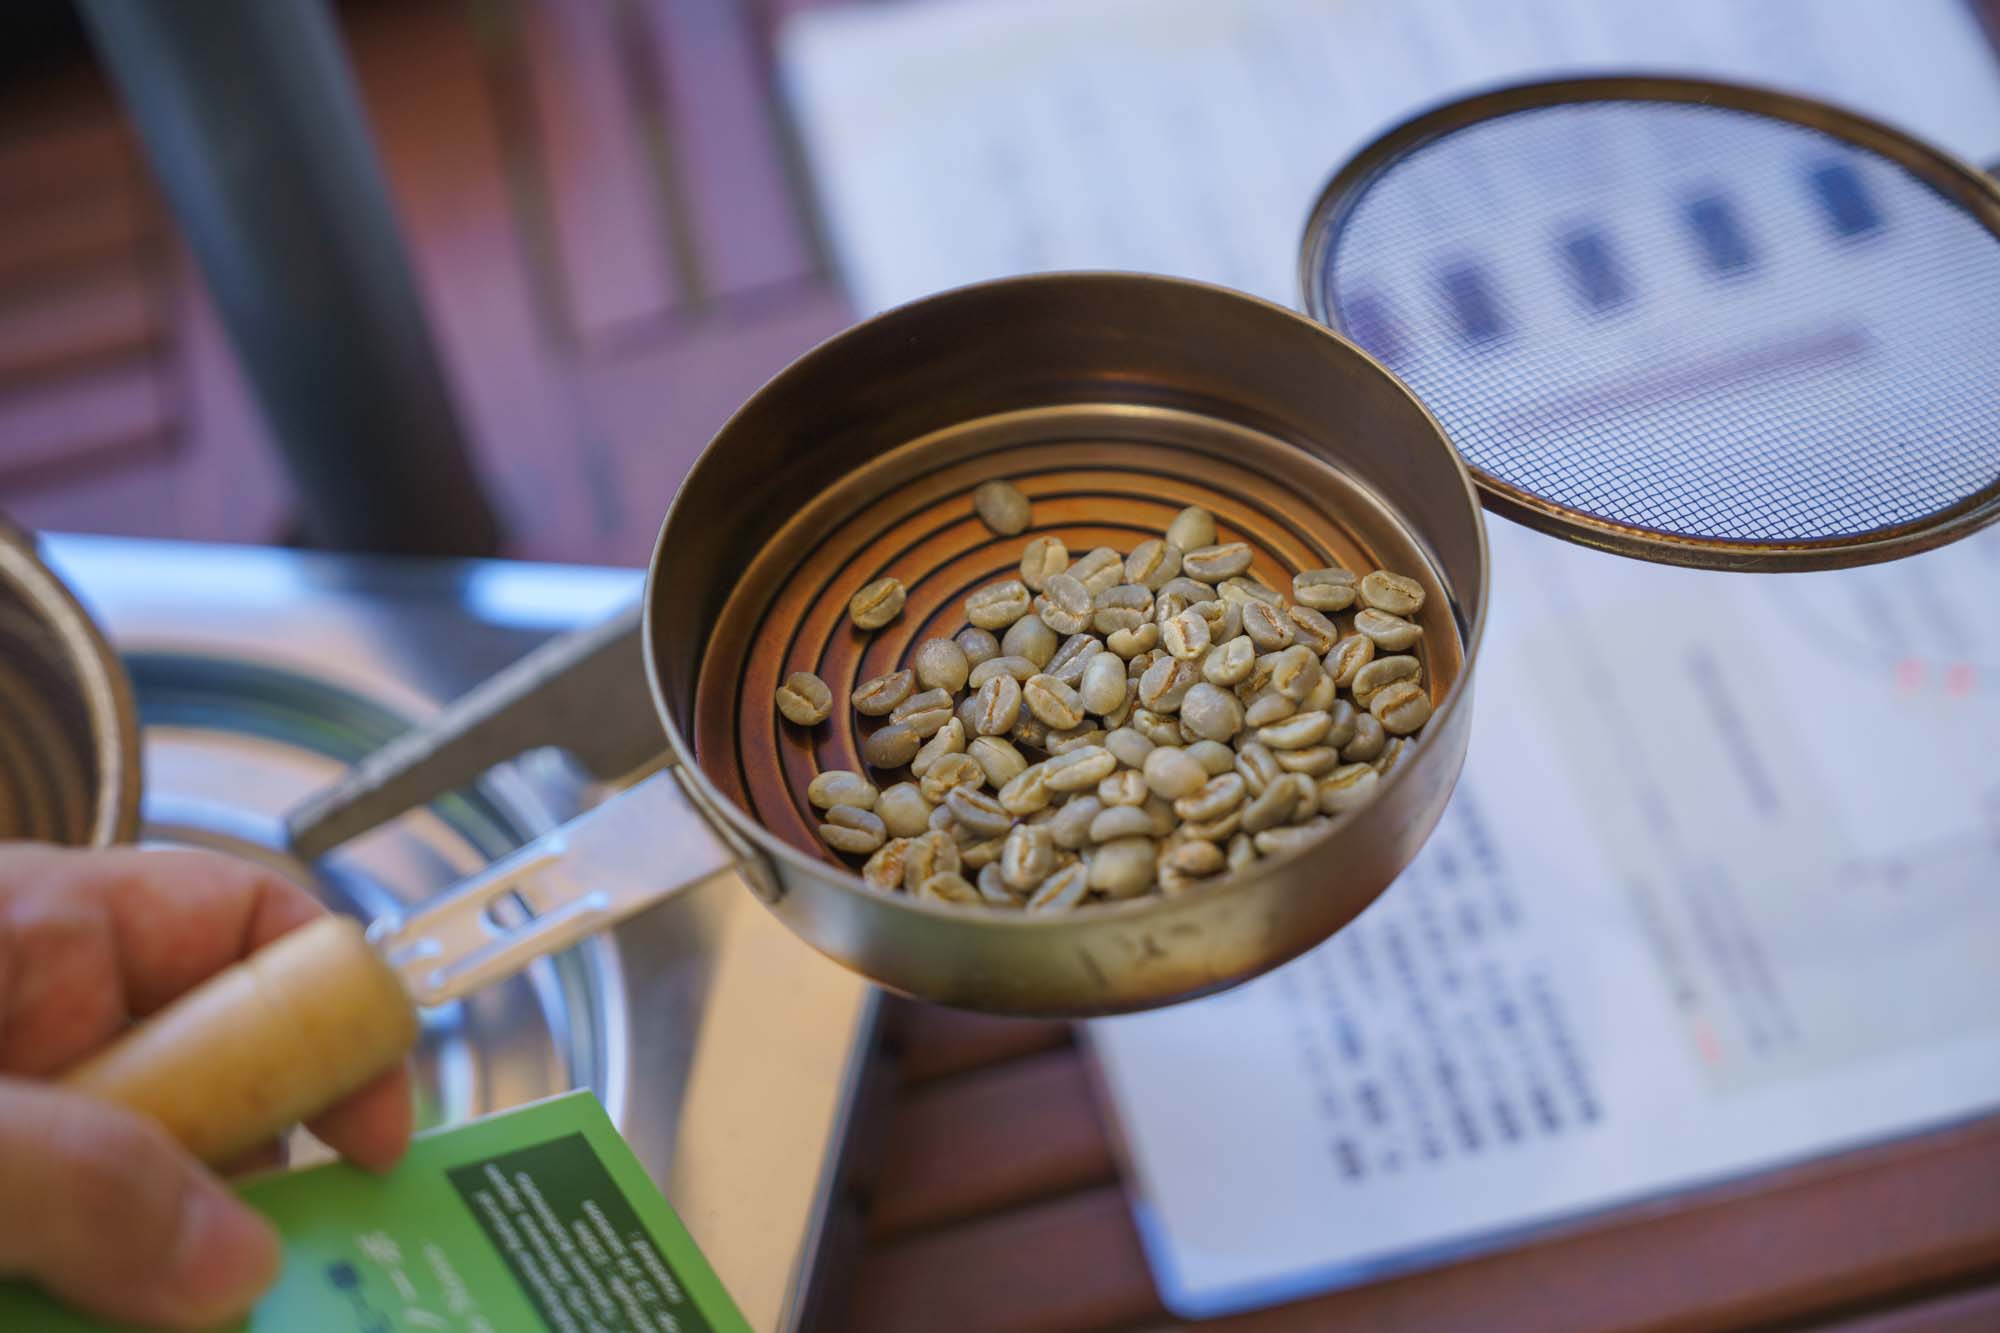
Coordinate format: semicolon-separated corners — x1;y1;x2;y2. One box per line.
1299;73;2000;573
0;518;141;846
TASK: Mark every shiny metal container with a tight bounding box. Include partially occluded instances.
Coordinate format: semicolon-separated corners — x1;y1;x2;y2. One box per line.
0;517;140;845
643;272;1489;1014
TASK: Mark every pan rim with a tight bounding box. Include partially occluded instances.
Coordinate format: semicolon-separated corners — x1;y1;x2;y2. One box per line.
645;270;1491;928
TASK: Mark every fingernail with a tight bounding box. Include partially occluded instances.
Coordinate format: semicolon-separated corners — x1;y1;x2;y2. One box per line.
169;1185;281;1323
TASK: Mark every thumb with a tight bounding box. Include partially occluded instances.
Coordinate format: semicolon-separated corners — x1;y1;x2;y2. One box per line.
0;1080;280;1329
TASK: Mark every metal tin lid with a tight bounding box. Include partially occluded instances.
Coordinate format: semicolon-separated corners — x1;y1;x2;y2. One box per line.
1301;75;2000;571
0;518;140;845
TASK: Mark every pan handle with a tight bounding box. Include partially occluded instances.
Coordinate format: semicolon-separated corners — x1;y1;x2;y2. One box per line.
61;766;752;1163
367;764;750;1007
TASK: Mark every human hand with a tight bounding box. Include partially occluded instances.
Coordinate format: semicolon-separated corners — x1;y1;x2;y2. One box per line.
0;842;413;1328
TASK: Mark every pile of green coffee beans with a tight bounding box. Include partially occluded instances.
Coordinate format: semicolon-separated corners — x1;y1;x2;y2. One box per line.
773;481;1433;910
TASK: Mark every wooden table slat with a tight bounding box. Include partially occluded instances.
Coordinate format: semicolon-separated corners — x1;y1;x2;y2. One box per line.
870;1046;1115;1240
890;1004;1072;1083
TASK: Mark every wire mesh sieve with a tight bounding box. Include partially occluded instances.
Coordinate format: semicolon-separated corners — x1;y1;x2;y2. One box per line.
1302;76;2000;570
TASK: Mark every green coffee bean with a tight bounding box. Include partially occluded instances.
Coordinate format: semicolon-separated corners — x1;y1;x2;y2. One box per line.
973;479;1031;535
1011;713;1050;751
1179;683;1243;743
1090;804;1156;843
1234;742;1281;797
1373;737;1411;777
1138;656;1200;713
920;871;983;905
1164;839;1225;878
1024;673;1087;729
1243;691;1296;728
1161;608;1211;661
966;579;1032;630
955;627;1001;667
1125;539;1182;592
1286;605;1339;656
1130;707;1182;746
1000;615;1057;669
1097;769;1150;807
1027;861;1089;912
1091;584;1153;635
853;668;915;717
1301;671;1338;713
1049;796;1104;849
1258;709;1331;750
946;785;1015;839
849;577;906;630
1104;727;1155;769
1219;575;1283;607
1240;776;1301;833
877;784;933;838
1270;645;1324;702
1165;506;1216;553
971;674;1022;735
1070;547;1125;595
920;752;986;804
1184;542;1253;581
907;639;964;694
863;837;912;890
1034;574;1092;635
1002;823;1057;890
1360;569;1426;616
1175;772;1246;822
1044;745;1117;792
1019;535;1068;592
910;718;967;776
1318;762;1380;814
1254;821;1333;857
1048;632;1103;678
1342;712;1385;761
808;770;878;810
1370;680;1433;735
863;722;921;768
1160;576;1217;605
775;671;833;725
1324;700;1360;751
1324;633;1374;689
892;687;956;737
1080;652;1128;717
969;736;1027;788
1107;622;1159;658
997;762;1052;815
1274;746;1339;776
1227;831;1257;872
1353;655;1421;709
819;805;887;854
955;695;983;736
976;862;1016;905
1196;599;1241;644
1089;836;1157;898
1353;607;1422;650
968;655;1038;689
1185;739;1236;776
1241;599;1294;650
1182;808;1242;842
1153;591;1192;626
1202;635;1256;686
1292;568;1357;612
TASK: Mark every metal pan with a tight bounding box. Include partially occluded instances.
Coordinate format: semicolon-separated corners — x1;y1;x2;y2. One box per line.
463;271;1488;1017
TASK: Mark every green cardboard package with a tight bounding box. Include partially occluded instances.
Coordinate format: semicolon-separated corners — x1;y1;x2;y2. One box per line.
0;1090;751;1332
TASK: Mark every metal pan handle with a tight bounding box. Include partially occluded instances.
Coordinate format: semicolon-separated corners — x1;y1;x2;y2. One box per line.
367;764;749;1006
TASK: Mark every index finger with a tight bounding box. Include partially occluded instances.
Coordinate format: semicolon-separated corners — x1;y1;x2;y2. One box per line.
0;843;414;1168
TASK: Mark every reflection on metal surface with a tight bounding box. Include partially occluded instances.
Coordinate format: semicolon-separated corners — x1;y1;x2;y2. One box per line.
128;652;623;1156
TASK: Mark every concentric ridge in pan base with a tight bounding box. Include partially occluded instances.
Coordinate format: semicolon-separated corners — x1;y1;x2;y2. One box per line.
694;404;1464;868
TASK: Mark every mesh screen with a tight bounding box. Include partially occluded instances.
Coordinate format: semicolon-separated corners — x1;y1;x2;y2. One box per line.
1316;100;2000;545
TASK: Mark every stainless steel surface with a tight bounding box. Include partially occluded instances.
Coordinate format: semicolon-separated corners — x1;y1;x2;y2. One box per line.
74;0;498;555
288;602;659;860
643;272;1489;1015
1302;74;2000;571
0;518;138;845
369;766;742;1007
41;535;876;1333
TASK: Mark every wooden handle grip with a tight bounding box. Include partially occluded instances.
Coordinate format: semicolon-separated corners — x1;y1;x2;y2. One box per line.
60;916;419;1166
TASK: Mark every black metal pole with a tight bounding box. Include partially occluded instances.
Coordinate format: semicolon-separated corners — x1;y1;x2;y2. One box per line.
75;0;501;556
